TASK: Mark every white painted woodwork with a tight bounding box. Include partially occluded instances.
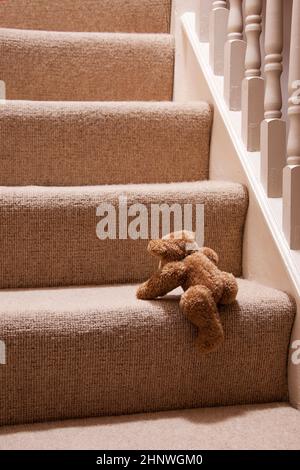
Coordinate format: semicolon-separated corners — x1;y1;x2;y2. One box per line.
171;0;201;101
244;0;263;78
281;0;293;123
178;11;300;409
224;0;246;110
283;0;300;249
241;0;264;151
209;1;229;75
199;0;214;42
241;75;264;150
261;0;285;197
261;120;286;197
263;0;284;119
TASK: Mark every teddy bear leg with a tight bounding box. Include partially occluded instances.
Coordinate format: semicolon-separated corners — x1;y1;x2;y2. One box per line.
180;286;224;353
219;272;238;305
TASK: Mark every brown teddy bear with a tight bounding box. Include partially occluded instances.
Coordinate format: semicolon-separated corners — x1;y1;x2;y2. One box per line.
137;231;238;353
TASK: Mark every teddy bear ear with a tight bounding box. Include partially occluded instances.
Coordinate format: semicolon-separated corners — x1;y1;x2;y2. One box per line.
200;247;219;265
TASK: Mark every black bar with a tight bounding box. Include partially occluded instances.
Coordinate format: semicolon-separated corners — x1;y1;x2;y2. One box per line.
0;451;299;467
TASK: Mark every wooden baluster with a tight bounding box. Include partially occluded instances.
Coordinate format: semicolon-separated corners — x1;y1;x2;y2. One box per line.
241;0;264;151
199;0;215;42
261;0;285;197
283;0;300;249
224;0;246;110
209;1;229;75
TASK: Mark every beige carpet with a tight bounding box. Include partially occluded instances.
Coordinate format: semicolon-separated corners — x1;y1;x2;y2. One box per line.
0;281;295;426
0;101;212;186
0;0;172;33
0;0;297;434
0;181;248;288
0;403;299;450
0;29;174;101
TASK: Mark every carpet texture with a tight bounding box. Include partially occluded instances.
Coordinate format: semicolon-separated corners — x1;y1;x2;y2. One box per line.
0;0;172;33
0;182;248;289
0;29;174;101
0;101;212;186
0;0;297;431
0;403;299;450
0;281;295;426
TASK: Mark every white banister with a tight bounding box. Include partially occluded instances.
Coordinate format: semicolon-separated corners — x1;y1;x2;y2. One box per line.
199;0;215;42
283;0;300;249
227;0;243;41
224;0;246;110
209;1;229;75
261;0;285;197
244;0;263;78
263;0;284;121
241;0;264;151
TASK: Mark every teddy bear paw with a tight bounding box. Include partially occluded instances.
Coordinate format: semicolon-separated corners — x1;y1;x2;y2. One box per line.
195;326;224;354
136;285;152;300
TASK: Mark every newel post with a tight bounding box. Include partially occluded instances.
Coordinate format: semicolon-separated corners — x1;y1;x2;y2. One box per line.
261;0;285;197
283;0;300;249
241;0;264;151
209;1;229;75
224;0;246;110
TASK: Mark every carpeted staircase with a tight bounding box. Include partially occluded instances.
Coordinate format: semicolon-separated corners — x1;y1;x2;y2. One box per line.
0;0;296;428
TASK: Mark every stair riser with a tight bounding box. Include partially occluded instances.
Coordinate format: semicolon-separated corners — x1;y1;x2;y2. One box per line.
0;30;174;101
0;183;248;288
0;0;172;33
0;102;212;186
0;283;294;426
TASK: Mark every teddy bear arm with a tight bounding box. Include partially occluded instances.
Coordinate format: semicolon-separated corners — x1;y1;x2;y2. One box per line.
219;272;238;305
136;262;186;300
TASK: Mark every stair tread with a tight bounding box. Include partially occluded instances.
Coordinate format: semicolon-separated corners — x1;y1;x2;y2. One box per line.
0;279;295;426
0;0;172;33
0;181;248;288
0;100;212;186
0;278;292;317
0;29;174;101
0;179;246;196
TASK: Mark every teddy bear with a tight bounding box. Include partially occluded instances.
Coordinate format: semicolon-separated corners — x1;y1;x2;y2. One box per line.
136;231;238;353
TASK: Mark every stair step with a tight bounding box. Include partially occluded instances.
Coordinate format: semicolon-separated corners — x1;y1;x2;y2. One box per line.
0;0;172;33
0;29;174;101
0;279;295;426
0;181;248;289
0;101;212;186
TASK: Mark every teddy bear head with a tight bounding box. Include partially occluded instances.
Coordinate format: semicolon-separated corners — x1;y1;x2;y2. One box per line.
147;230;200;264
